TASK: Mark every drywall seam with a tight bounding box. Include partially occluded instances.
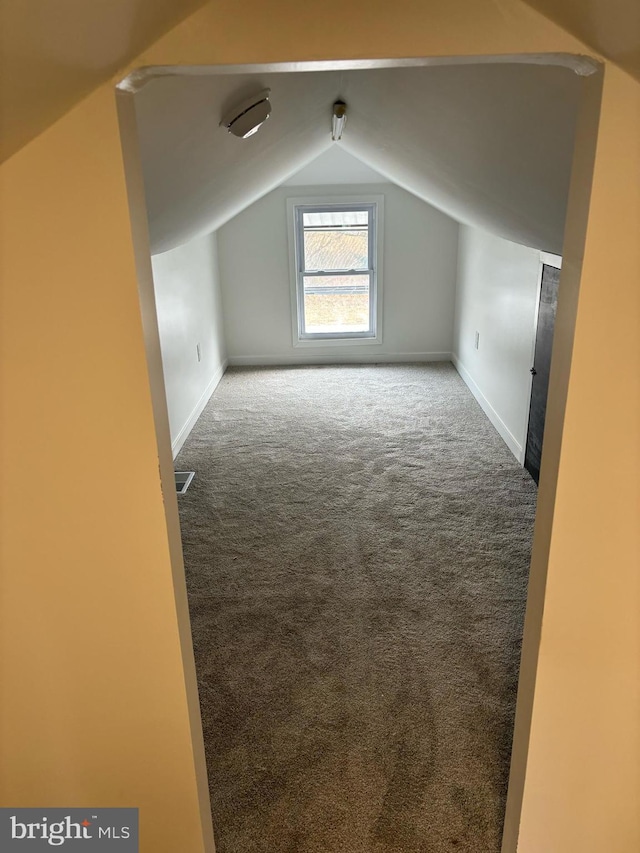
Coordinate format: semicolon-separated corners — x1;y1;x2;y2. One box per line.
171;359;228;458
452;353;523;460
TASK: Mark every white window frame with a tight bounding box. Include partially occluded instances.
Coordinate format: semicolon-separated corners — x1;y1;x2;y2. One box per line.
287;195;384;347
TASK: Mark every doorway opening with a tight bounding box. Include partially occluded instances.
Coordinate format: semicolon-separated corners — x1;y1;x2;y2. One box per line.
120;55;604;849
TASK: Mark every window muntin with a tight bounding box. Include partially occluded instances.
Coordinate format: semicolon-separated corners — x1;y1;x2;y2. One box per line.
294;203;377;340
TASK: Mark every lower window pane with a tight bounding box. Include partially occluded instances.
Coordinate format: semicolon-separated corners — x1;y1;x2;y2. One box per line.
303;275;371;334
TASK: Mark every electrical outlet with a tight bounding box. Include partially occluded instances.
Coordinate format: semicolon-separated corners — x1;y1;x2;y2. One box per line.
196;343;201;362
474;331;480;350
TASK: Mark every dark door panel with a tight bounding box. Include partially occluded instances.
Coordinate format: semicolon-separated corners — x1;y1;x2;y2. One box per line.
525;264;560;484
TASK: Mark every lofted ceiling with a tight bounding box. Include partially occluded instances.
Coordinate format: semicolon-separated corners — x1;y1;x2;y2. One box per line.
0;0;209;162
283;147;389;187
135;71;340;254
1;0;638;167
134;63;583;256
524;0;640;80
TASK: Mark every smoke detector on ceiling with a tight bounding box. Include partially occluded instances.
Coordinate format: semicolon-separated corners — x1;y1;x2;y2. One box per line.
220;89;272;138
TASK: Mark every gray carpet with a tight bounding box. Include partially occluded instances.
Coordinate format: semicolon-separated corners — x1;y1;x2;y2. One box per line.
175;363;537;853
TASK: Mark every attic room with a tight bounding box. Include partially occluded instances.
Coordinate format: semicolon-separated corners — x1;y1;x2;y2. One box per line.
135;62;579;456
3;1;639;852
124;61;579;851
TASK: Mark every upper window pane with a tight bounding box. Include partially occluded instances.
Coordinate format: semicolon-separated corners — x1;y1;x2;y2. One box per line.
302;209;369;272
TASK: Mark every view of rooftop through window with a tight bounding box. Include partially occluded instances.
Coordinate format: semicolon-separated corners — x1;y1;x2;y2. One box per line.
295;206;376;337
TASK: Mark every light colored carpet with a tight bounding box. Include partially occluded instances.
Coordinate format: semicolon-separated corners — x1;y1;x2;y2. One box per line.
175;363;537;853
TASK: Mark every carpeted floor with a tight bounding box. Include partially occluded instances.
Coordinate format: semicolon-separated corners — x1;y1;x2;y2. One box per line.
175;363;537;853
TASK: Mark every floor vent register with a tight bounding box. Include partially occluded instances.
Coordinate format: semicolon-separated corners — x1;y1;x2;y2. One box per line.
175;471;195;494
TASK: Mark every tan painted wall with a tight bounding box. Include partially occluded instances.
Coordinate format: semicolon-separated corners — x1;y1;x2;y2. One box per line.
0;86;212;852
524;0;640;80
1;2;637;852
517;61;640;850
0;0;211;162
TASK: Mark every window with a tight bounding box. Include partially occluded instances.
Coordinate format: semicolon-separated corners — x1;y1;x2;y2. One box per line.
288;198;383;345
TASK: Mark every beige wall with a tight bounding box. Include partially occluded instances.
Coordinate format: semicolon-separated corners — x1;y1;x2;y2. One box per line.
0;86;212;852
516;62;640;851
1;2;638;852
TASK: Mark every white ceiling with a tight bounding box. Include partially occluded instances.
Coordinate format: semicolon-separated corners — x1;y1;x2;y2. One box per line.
135;70;339;254
2;0;637;166
134;63;583;256
283;146;389;186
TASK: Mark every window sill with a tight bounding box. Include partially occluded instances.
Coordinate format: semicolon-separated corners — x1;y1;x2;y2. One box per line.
293;334;382;348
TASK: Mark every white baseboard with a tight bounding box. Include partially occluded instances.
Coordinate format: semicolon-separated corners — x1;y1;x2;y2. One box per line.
227;351;452;367
171;359;228;459
451;354;523;462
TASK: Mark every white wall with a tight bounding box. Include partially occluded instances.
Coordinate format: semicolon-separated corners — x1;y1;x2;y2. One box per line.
217;183;459;364
151;231;227;456
452;224;541;460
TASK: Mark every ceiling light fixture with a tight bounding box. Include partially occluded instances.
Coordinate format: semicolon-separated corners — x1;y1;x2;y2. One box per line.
331;100;347;141
220;89;272;138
